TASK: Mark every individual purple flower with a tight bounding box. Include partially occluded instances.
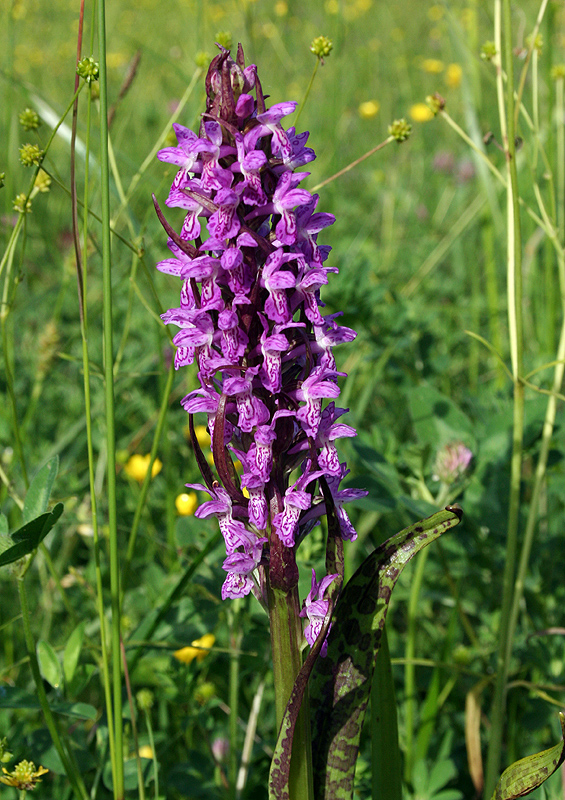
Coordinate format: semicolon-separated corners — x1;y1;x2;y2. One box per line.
157;124;213;184
272;467;324;547
221;533;266;599
324;465;369;541
223;367;270;433
299;569;339;657
165;177;212;240
243;101;298;162
293;366;344;437
207;188;241;241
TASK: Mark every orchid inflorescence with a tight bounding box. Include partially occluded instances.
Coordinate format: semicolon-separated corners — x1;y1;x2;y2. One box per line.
155;44;366;652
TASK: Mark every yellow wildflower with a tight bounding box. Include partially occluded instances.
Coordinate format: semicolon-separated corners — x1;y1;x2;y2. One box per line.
446;63;462;89
1;761;48;790
138;746;154;759
124;454;162;482
409;103;435;122
358;100;380;119
194;424;211;448
174;633;216;664
421;58;444;74
175;492;198;516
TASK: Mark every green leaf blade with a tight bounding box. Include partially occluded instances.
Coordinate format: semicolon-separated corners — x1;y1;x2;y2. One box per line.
309;506;463;800
22;456;59;525
37;639;62;689
490;713;565;800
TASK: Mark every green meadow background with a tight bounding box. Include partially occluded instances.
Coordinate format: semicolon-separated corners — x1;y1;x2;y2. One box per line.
1;0;565;797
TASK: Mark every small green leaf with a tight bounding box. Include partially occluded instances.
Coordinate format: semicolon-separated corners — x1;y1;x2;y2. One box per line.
37;640;62;688
11;503;64;548
22;456;59;525
490;713;565;800
63;622;85;684
0;504;64;567
0;540;31;567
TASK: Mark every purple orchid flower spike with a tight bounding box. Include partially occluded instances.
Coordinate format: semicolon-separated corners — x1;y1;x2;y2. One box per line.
154;45;366;645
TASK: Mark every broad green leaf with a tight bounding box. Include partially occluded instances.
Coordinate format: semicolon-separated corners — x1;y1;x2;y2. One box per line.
63;621;85;684
37;639;62;688
0;687;96;719
309;507;462;800
0;514;8;537
22;456;59;525
489;713;565;800
268;507;462;800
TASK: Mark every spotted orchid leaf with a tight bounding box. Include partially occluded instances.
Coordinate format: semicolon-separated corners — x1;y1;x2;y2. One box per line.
309;506;463;800
489;712;565;800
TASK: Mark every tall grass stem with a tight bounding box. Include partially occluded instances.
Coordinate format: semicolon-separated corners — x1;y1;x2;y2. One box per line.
96;0;124;794
484;0;525;793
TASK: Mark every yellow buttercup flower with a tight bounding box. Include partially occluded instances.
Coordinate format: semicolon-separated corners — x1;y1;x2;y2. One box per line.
175;492;198;516
1;761;49;790
446;63;462;89
194;424;211;448
174;633;216;664
421;58;444;74
409;103;435;122
358;100;380;119
138;746;154;759
124;454;162;482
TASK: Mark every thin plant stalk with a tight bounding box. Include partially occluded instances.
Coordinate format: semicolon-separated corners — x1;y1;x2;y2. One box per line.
294;58;320;128
123;357;176;586
484;0;525;793
96;0;124;794
310;135;394;193
74;77;118;788
17;577;89;800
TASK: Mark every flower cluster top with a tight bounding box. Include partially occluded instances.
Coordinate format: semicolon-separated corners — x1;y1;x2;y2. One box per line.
155;45;366;643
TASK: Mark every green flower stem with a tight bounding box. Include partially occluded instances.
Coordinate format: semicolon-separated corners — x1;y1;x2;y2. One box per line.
17;577;89;800
268;583;314;800
403;545;430;784
484;0;525;794
96;0;123;794
556;76;564;242
77;81;117;788
310;136;394;194
294;59;319;128
123;356;176;585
